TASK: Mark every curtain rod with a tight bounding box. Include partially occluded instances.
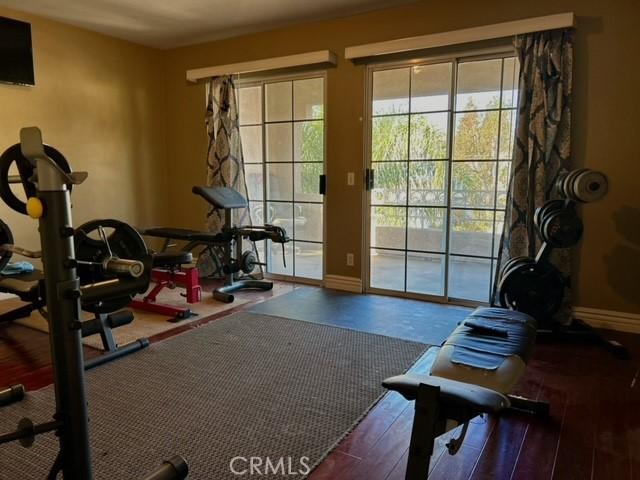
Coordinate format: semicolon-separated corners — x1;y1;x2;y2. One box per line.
345;12;576;61
186;50;337;83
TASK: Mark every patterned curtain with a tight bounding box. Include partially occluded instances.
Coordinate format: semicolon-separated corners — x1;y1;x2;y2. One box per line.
205;75;251;230
200;75;261;278
493;29;574;324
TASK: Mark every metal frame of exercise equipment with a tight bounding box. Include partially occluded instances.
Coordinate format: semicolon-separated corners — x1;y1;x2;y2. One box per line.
0;128;188;480
130;261;201;322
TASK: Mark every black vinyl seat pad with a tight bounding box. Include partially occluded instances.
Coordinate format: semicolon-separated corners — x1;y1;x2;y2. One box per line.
152;251;193;267
0;271;43;297
445;307;537;370
142;227;228;244
192;186;248;209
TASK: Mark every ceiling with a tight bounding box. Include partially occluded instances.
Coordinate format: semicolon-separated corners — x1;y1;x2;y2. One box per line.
0;0;415;49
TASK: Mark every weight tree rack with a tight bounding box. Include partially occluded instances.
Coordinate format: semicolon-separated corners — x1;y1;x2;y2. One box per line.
497;168;628;358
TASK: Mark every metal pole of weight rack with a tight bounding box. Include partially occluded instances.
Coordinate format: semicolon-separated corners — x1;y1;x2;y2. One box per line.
24;129;93;479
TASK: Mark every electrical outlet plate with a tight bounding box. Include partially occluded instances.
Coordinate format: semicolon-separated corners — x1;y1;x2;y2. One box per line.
347;172;355;186
346;253;354;266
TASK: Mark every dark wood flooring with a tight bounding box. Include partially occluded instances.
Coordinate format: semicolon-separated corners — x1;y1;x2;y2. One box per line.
1;292;639;480
311;329;640;480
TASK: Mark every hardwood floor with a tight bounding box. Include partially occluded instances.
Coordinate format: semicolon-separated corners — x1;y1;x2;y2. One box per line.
1;290;639;480
311;330;640;480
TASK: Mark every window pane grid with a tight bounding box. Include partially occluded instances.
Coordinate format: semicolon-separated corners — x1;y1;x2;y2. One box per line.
369;55;518;303
239;78;324;281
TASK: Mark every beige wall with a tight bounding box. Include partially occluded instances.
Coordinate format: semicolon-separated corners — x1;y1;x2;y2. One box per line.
0;7;167;254
163;0;640;314
3;0;638;314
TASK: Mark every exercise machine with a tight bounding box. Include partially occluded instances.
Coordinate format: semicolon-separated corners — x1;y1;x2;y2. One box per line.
0;128;188;479
143;186;289;303
130;250;201;322
383;307;548;480
0;218;152;368
496;168;627;358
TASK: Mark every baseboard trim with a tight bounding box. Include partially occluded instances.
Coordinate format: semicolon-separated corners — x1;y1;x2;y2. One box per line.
324;275;363;293
573;307;640;334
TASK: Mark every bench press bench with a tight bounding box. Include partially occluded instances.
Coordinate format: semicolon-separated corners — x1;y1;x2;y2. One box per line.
383;307;547;480
143;186;289;303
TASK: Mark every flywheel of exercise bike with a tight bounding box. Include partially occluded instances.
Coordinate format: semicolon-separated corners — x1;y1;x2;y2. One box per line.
74;219;149;313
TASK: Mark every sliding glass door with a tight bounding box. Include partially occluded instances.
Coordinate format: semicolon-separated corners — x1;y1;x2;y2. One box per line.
366;54;518;303
237;74;325;282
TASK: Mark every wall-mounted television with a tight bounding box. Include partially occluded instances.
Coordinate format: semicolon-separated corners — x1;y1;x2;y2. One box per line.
0;16;35;86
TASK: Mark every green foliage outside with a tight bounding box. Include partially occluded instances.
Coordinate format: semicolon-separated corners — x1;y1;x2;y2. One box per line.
299;120;323;195
370;97;513;231
265;96;514;234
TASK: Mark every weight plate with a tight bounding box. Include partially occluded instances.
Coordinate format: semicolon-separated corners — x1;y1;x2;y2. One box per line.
564;168;588;201
555;171;569;198
0;144;72;215
240;250;258;274
535;200;564;237
498;258;535;307
534;206;544;230
0;219;14;272
572;169;608;203
541;210;584;248
498;256;531;285
498;261;565;319
74;219;148;313
564;168;587;200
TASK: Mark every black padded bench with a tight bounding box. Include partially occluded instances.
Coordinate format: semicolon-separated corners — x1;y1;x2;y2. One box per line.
143;227;231;244
0;270;148;369
140;186;289;303
383;307;547;480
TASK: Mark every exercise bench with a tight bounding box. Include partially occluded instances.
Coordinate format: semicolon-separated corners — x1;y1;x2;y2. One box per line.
0;269;149;369
130;251;201;322
383;307;548;480
143;186;289;303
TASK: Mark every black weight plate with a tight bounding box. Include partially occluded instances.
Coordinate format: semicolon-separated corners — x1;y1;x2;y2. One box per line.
240;250;257;274
74;219;148;313
499;261;565;319
534;206;544;230
498;258;535;308
0;219;14;272
541;210;584;248
536;199;564;239
0;144;72;215
498;256;531;284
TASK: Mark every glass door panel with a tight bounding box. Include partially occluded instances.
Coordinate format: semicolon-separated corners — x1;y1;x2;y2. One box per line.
367;55;519;304
238;76;325;282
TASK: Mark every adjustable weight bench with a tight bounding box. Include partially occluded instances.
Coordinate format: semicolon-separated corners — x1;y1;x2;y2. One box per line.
130;251;201;322
0;272;149;369
144;186;289;303
383;307;548;480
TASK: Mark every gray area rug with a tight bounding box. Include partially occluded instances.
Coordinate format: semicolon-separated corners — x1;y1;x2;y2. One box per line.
0;312;427;479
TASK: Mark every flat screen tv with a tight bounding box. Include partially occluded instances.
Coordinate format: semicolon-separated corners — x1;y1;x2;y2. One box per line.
0;16;35;86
